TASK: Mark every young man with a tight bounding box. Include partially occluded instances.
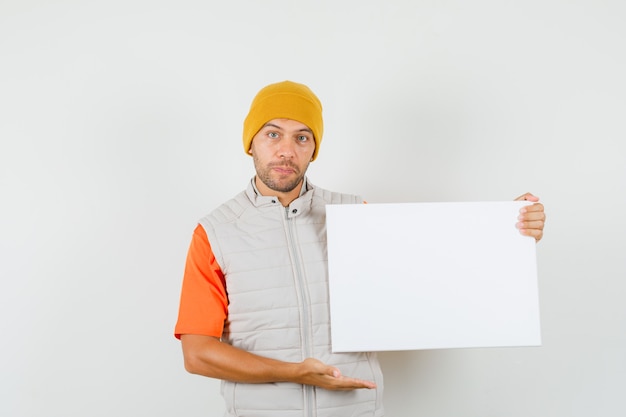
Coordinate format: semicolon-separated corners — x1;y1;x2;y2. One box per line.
174;81;546;417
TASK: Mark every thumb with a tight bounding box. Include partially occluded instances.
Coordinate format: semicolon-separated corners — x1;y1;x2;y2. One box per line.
515;192;539;202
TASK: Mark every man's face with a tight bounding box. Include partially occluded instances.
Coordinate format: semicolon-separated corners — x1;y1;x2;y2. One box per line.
250;118;316;196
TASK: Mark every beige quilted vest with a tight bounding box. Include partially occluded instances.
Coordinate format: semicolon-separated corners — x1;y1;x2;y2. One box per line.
199;178;384;417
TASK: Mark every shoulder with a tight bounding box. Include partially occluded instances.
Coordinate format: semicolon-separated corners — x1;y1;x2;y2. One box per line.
199;190;251;227
311;185;363;205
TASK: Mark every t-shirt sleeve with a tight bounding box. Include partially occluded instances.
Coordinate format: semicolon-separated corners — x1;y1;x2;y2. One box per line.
174;224;228;339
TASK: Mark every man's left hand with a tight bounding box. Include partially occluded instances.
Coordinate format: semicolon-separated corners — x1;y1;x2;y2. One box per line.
514;193;546;242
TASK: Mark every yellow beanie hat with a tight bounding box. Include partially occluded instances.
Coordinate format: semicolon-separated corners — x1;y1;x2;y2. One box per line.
243;80;324;161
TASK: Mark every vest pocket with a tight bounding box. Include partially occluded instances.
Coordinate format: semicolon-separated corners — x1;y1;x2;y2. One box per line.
223;381;305;415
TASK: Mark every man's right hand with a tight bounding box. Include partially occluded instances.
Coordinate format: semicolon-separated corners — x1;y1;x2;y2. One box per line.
296;358;377;390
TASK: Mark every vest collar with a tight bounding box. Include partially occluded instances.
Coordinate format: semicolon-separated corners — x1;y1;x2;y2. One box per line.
246;177;314;217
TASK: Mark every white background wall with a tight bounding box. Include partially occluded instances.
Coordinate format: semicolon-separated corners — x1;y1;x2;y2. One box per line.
1;1;624;416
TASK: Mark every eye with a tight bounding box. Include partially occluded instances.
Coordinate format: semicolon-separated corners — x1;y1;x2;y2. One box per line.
297;135;309;142
268;132;279;139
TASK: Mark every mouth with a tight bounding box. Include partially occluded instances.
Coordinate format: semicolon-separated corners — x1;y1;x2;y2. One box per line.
270;164;298;175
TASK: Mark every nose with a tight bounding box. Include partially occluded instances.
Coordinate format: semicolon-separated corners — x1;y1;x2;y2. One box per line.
277;139;296;158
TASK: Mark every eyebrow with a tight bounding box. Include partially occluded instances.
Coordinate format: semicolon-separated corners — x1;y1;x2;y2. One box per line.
262;123;313;134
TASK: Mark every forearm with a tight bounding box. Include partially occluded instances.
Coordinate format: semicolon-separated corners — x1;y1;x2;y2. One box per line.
181;334;300;384
180;334;376;390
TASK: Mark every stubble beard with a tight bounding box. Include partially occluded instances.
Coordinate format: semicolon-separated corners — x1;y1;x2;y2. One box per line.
254;156;309;194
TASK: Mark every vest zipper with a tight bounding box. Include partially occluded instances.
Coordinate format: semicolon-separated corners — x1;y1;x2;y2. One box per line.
284;206;315;417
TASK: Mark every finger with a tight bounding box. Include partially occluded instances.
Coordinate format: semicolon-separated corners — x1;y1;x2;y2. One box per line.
333;376;377;390
347;379;376;389
330;371;374;387
519;204;545;224
519;227;543;242
519;202;544;213
518;211;546;222
517;220;545;231
517;218;544;240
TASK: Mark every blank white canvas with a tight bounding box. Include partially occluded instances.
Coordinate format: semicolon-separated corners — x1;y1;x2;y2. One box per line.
326;201;541;352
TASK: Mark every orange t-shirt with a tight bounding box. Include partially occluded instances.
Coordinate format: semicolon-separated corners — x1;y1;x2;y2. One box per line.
174;225;228;339
175;201;367;340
